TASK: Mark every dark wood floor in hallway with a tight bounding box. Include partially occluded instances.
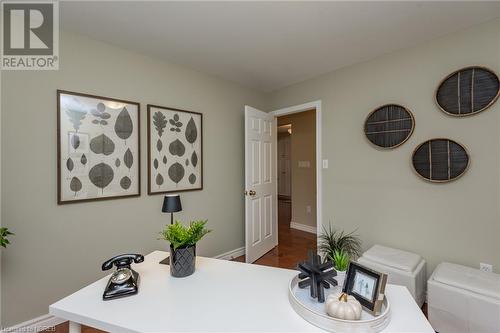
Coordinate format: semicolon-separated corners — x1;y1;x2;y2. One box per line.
232;198;317;268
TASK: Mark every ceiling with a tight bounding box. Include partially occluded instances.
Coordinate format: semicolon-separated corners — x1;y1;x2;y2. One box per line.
61;2;500;92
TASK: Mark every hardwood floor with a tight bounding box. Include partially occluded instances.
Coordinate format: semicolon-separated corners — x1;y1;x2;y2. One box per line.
232;199;317;269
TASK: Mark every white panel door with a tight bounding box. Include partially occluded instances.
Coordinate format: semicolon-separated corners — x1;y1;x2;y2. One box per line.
244;106;277;263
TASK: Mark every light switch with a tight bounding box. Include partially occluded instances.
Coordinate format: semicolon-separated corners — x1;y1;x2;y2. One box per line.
298;161;310;168
322;159;328;169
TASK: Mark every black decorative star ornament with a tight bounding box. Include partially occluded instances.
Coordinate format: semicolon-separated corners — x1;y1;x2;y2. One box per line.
297;250;337;303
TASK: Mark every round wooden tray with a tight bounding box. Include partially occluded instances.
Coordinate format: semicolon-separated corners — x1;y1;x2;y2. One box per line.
288;276;391;333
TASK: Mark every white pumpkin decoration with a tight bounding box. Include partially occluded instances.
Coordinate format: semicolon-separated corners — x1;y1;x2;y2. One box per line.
325;293;362;320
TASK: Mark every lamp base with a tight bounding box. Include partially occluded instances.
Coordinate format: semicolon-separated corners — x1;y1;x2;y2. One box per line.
159;256;170;265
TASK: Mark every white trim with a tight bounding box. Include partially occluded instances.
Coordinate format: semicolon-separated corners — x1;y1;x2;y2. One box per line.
290;222;317;234
270;100;323;238
2;314;65;333
214;247;245;260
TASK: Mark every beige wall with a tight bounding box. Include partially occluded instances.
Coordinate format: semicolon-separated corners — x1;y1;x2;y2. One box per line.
278;111;316;228
269;19;500;274
0;31;267;326
2;16;500;328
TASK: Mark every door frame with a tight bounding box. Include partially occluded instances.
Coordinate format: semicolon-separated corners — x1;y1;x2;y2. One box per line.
270;100;322;237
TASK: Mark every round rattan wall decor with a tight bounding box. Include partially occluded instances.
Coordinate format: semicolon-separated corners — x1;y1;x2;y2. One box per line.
364;104;415;149
436;66;500;117
412;138;469;183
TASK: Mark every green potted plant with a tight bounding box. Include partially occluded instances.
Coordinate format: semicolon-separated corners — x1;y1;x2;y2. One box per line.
159;220;210;277
330;249;349;287
0;227;14;248
318;224;361;285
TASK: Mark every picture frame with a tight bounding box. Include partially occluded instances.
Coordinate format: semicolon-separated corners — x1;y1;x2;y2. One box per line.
343;262;387;315
147;104;203;195
57;90;141;204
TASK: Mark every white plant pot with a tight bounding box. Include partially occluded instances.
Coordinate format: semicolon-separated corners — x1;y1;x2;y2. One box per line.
336;270;346;289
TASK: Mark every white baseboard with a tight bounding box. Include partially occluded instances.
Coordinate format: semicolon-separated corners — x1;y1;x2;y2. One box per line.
214;246;245;260
2;314;65;333
290;221;317;234
4;247;246;332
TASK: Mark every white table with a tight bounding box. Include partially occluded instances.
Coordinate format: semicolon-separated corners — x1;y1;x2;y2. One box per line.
50;251;434;332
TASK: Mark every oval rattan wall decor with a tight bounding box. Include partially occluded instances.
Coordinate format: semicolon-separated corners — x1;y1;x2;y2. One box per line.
412;138;469;183
436;66;500;117
364;104;415;149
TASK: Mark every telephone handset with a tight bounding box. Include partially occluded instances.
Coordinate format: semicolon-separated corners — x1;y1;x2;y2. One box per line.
102;254;144;300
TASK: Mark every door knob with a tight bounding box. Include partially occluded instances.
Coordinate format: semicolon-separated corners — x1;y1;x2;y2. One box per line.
248;190;256;196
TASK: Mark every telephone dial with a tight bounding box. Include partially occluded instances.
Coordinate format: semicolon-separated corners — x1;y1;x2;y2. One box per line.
101;254;144;300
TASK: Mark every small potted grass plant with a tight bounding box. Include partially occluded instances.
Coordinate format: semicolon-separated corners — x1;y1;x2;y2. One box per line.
159;220;210;277
318;224;361;287
331;249;349;288
318;224;362;261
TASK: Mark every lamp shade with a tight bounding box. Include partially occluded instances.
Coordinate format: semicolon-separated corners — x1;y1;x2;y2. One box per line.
162;195;182;213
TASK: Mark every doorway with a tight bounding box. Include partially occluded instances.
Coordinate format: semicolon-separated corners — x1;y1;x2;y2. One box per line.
277;110;317;232
241;101;322;268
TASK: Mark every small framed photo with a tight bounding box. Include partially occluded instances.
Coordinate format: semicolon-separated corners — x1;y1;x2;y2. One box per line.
343;262;387;315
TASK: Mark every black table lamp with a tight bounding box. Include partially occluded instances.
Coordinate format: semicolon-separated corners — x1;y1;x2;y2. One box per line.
162;195;182;225
160;195;182;265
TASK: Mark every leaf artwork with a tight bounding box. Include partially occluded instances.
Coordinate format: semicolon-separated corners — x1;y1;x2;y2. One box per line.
91;103;111;125
120;176;132;190
70;177;82;196
115;158;121;168
124;148;133;171
71;134;80;149
168;162;185;184
154;158;159;170
191;151;198;167
80;154;87;165
188;173;196;184
114;107;133;142
153;112;167;137
185;158;189;166
157;139;163;152
90;134;115;156
156;173;164;187
169;113;182;132
97;102;105;112
66;158;74;172
65;109;87;132
169;139;185;157
89;163;114;194
185;117;198;144
163;156;167;164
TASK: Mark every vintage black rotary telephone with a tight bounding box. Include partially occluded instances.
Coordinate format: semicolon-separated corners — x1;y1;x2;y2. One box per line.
101;254;144;300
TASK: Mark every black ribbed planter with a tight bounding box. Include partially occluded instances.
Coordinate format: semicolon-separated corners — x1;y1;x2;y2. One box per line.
170;244;196;277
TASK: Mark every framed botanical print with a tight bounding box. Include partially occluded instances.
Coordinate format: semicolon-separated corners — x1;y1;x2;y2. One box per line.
147;105;203;194
57;90;140;204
